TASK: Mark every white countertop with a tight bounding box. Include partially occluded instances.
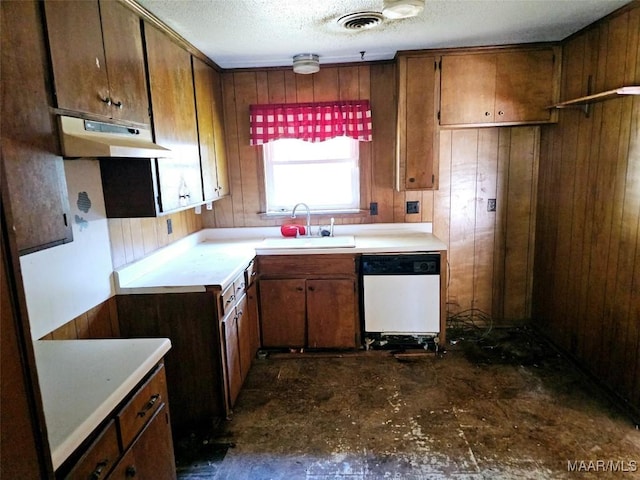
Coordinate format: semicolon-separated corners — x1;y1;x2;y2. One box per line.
34;338;171;470
115;223;447;295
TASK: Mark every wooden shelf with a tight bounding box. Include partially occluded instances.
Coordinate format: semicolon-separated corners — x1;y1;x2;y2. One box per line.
548;86;640;115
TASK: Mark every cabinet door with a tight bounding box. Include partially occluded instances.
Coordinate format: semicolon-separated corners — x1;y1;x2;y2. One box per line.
307;279;357;349
144;22;203;213
236;292;256;382
495;49;556;123
440;53;497;125
193;57;222;201
222;308;243;407
99;0;150;125
43;0;111;118
246;281;261;362
109;403;177;480
259;279;306;348
396;55;439;190
2;0;73;255
210;65;230;198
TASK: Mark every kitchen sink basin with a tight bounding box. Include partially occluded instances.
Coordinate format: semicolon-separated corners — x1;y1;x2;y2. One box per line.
259;235;356;249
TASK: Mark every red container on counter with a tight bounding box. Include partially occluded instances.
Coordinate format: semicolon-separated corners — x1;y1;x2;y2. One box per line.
280;224;306;237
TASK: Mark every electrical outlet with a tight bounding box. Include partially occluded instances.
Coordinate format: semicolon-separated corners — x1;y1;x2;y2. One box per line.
370;202;378;215
487;198;497;212
406;201;420;214
167;218;173;234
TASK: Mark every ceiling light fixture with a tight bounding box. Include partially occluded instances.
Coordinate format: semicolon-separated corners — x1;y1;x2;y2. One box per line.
292;53;320;74
382;0;425;19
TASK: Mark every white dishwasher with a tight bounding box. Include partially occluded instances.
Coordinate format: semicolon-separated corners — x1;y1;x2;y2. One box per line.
361;253;440;340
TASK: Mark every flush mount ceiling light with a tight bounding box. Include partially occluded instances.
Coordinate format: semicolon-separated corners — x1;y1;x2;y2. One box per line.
292;53;320;74
382;0;425;19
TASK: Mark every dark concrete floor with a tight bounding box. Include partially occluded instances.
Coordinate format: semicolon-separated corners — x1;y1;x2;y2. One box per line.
176;328;640;479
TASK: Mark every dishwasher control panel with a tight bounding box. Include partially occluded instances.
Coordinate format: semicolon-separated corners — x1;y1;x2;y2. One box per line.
361;253;440;275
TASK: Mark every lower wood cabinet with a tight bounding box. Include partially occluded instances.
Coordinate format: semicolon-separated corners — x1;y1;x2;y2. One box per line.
58;363;176;480
258;254;359;350
117;260;260;428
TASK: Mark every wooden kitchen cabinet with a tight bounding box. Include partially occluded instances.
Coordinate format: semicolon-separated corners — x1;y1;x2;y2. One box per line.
1;0;73;255
144;22;203;213
259;279;307;348
440;46;559;126
108;403;176;480
43;0;150;125
258;255;359;350
57;363;176;480
396;53;440;190
117;260;260;426
192;57;230;202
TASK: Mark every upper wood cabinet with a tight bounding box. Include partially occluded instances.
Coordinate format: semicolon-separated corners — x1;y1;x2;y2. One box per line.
396;54;440;190
440;46;560;127
192;57;230;201
144;22;204;212
43;0;150;125
2;0;73;255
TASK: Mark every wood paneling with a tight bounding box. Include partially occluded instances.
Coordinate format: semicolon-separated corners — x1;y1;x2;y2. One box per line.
533;4;640;413
108;209;203;270
209;64;540;322
41;296;119;340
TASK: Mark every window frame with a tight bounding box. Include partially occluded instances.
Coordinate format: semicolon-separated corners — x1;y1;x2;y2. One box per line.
261;137;362;215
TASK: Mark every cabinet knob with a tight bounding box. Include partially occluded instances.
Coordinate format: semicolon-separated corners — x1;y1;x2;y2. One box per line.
296;286;304;291
498;110;504;116
125;465;137;477
308;286;315;292
90;459;109;479
137;393;160;418
484;111;491;116
408;177;415;183
99;95;111;106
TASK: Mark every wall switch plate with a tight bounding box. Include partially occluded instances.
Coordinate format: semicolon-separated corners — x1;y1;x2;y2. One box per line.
487;198;497;212
370;202;378;215
167;218;173;234
406;201;420;214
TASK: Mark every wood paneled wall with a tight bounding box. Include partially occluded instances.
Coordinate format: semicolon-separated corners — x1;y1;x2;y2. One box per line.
203;63;540;321
108;209;203;269
41;209;203;339
534;4;640;412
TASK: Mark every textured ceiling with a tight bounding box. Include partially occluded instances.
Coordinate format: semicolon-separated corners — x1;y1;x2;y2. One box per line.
135;0;631;69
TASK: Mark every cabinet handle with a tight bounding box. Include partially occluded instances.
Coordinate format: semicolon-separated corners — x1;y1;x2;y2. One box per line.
226;294;235;304
98;95;111;106
90;459;109;479
125;466;137;477
113;100;123;109
484;111;491;116
237;309;243;318
137;393;160;418
296;286;304;291
308;286;315;292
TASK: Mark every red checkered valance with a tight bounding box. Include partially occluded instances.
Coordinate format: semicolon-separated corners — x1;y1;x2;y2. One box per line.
249;100;372;145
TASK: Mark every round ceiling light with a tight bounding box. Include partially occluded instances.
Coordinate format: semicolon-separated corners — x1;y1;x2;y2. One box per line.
382;0;425;19
292;53;320;74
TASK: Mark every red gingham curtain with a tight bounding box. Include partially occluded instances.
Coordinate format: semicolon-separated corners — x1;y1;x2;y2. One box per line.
249;100;372;145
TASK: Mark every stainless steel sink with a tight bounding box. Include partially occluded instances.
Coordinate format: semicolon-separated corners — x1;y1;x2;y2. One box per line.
258;235;356;249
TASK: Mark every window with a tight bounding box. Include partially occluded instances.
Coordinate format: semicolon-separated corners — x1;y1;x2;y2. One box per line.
263;137;360;214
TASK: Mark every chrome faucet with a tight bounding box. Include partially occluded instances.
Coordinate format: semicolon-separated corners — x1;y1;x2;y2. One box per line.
291;203;311;237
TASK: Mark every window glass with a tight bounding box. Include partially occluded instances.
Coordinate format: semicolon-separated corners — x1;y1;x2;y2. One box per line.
264;137;360;213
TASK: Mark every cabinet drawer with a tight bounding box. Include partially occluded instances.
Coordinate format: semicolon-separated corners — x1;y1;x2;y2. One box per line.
64;420;119;480
220;282;236;316
245;259;257;287
117;364;167;450
258;254;356;276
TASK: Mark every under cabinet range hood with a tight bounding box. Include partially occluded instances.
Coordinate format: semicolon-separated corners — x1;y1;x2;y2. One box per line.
58;115;171;158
